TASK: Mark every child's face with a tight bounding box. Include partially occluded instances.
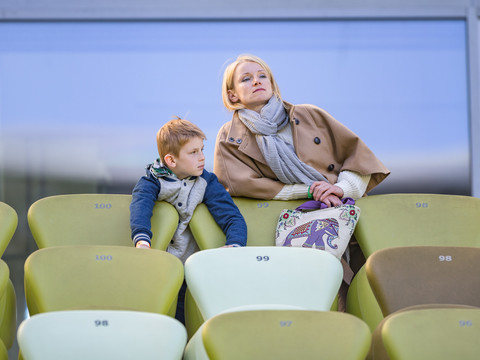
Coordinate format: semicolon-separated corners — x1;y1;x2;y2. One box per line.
169;137;205;179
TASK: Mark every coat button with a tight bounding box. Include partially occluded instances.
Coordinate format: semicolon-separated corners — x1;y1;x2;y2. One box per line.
328;164;335;171
178;202;183;207
294;118;300;125
314;137;321;144
236;139;243;144
228;137;235;142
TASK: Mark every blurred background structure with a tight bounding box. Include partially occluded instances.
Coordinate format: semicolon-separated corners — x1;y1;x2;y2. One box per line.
1;0;480;357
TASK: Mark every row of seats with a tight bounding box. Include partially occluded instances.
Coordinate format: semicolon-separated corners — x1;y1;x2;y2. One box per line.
0;193;479;359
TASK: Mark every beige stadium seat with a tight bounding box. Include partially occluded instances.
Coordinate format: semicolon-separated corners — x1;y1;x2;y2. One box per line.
366;246;480;359
183;246;344;357
366;246;480;315
17;310;187;360
186;197;339;337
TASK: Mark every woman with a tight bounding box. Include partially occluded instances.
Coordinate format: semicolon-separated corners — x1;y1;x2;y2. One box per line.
214;54;390;206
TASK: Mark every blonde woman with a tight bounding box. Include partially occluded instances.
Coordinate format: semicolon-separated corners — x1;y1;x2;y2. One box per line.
214;54;390;207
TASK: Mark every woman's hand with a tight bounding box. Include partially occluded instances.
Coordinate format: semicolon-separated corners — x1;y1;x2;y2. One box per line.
310;181;344;207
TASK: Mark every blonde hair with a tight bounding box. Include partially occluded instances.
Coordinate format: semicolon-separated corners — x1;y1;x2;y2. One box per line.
156;118;206;161
221;54;282;111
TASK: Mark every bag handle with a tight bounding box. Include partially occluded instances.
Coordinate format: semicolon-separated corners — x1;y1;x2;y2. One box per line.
295;197;355;211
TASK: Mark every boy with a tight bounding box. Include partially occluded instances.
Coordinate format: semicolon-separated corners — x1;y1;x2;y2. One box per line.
130;118;247;322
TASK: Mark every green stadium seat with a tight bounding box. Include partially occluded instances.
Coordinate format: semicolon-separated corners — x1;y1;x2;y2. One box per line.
0;202;17;256
27;194;178;250
190;197;305;249
24;245;184;317
0;202;17;349
0;338;7;360
185;309;371;360
372;305;480;360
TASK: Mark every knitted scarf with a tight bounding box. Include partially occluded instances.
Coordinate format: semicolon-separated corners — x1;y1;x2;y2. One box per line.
238;96;329;185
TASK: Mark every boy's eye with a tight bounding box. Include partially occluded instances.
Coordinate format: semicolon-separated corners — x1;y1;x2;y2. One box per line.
241;76;251;82
259;74;267;78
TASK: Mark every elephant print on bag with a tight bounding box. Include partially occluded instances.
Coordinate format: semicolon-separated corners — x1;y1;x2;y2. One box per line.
283;218;340;250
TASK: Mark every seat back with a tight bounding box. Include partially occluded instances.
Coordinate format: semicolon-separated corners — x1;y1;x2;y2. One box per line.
185;246;343;321
0;261;15;349
366;246;480;316
354;194;480;258
0;203;17;349
347;194;480;332
345;265;384;333
370;304;477;360
24;245;184;316
0;339;7;360
27;194;178;249
380;306;480;360
197;310;371;360
17;310;187;360
190;197;305;248
0;202;17;256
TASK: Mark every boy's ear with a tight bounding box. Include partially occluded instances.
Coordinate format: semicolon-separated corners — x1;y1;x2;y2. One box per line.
163;154;176;168
227;89;238;103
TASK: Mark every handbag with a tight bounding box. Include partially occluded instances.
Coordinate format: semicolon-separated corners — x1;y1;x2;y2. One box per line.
275;198;360;260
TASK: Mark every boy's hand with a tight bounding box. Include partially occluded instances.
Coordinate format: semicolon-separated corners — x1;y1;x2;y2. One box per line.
136;240;151;249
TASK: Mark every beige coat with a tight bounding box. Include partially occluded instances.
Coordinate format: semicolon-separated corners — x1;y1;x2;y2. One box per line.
214;101;390;199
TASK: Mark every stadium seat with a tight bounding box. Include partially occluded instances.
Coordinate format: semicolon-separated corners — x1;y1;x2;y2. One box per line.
189;197;305;249
371;305;480;360
24;245;184;317
366;246;480;316
184;246;343;355
27;194;178;250
17;310;187;360
0;202;17;349
185;309;371;360
366;246;480;359
0;261;15;350
347;194;480;332
345;266;383;334
186;247;342;318
354;194;480;256
0;202;17;256
186;197;338;337
0;339;7;360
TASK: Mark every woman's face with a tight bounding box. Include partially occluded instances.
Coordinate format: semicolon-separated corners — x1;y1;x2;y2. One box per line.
228;61;273;113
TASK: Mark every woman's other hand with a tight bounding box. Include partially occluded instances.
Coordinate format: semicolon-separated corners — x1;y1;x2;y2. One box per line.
310;181;344;207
